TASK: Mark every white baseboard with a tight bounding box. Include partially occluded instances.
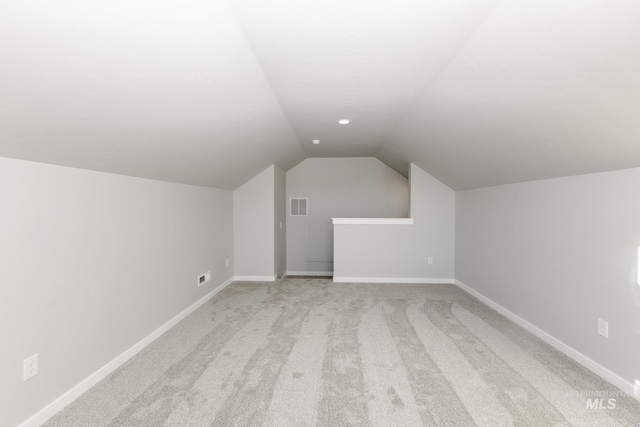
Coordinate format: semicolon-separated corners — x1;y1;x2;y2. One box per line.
233;275;277;282
454;279;640;403
333;277;455;284
285;271;333;277
18;276;235;427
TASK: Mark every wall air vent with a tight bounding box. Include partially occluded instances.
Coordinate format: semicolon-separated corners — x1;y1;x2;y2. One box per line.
290;198;308;216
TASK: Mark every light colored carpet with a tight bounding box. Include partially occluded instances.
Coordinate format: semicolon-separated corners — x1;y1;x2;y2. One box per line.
44;278;640;426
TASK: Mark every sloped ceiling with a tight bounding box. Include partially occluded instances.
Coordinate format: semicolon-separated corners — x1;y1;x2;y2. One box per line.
1;0;639;190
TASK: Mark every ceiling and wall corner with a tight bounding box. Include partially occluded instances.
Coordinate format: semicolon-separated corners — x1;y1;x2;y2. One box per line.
0;0;305;190
1;0;639;190
382;0;640;190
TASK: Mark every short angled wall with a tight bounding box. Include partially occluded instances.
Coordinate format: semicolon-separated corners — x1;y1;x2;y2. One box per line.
234;166;276;279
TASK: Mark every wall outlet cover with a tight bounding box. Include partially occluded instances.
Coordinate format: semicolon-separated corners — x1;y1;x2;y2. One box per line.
24;354;38;381
597;318;608;338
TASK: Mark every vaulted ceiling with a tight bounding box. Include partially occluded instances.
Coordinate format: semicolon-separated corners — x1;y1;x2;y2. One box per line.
2;0;640;190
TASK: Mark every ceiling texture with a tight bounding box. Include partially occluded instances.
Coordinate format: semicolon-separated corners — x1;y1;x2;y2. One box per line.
2;0;640;190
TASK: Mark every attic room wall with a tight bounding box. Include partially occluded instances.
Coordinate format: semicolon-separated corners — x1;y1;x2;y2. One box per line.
285;157;409;275
233;165;276;280
0;156;234;427
456;167;640;392
274;166;286;278
333;163;455;281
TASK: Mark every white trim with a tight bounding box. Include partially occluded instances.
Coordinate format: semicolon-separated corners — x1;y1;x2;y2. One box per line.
233;275;277;282
332;218;414;225
18;276;236;427
285;271;333;277
333;277;454;284
454;279;640;403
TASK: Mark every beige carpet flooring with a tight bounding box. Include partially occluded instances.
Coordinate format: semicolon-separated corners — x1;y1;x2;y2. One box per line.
44;278;640;426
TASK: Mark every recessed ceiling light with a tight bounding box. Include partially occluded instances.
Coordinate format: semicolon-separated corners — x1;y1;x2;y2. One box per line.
311;139;320;145
338;119;351;125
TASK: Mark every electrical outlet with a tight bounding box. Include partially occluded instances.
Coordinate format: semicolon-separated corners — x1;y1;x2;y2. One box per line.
225;258;229;267
428;257;433;265
23;354;38;381
597;318;608;338
197;271;211;287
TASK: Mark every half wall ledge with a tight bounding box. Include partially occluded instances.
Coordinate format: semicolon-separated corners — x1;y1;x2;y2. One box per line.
332;218;414;225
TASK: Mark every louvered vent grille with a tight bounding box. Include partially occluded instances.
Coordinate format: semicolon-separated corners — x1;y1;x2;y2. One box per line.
290;198;308;216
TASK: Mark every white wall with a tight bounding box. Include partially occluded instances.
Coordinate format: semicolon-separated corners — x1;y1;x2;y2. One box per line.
286;157;409;274
0;157;233;427
233;165;275;279
274;166;286;278
333;163;455;281
456;167;640;389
